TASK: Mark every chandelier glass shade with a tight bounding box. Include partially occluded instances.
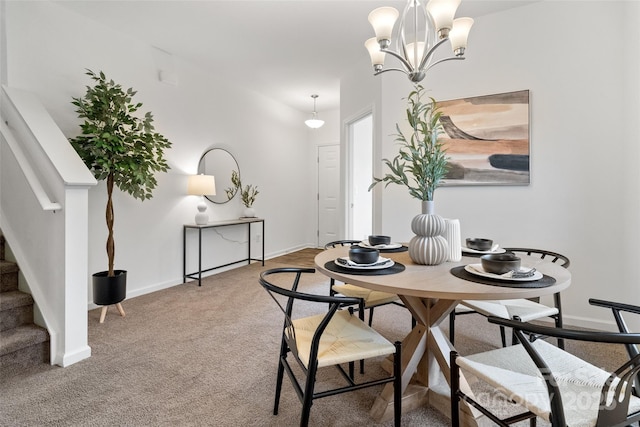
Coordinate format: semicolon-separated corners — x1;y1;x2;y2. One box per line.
305;94;325;129
365;0;473;83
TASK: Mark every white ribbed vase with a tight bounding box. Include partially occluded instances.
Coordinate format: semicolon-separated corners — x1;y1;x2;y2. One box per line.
444;218;462;262
408;201;449;265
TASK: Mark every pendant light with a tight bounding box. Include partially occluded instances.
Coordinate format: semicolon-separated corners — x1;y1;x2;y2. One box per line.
305;94;325;129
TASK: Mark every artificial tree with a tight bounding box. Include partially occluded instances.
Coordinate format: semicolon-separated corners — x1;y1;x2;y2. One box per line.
69;69;172;314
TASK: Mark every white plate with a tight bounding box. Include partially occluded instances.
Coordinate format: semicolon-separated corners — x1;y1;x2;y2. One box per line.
461;244;506;254
334;257;395;270
464;264;543;282
358;241;403;250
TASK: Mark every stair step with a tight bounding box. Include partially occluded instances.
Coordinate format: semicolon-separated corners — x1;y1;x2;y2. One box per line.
1;291;35;331
0;290;34;310
0;324;49;357
0;340;49;373
0;260;19;292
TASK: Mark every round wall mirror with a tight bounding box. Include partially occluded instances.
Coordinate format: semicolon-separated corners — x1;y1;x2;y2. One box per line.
198;148;240;204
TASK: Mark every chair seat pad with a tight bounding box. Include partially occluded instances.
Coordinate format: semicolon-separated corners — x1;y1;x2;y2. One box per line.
332;284;399;307
461;298;559;322
457;339;640;427
290;310;396;369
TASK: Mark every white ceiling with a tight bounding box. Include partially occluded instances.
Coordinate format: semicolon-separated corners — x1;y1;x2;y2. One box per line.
54;0;538;114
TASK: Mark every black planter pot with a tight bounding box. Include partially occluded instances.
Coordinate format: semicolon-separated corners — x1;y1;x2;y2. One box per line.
92;270;127;306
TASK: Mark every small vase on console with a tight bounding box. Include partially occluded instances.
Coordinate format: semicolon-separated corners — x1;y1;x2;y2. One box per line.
408;201;449;265
243;207;256;218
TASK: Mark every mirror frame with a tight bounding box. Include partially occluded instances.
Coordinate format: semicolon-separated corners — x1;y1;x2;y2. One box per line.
197;147;240;204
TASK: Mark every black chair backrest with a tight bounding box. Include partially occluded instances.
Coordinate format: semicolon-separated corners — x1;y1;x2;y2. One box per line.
589;298;640;397
324;240;361;250
503;248;570;268
489;315;640;427
259;268;364;364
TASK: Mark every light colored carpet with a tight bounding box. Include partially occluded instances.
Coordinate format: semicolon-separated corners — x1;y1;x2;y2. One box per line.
0;250;628;426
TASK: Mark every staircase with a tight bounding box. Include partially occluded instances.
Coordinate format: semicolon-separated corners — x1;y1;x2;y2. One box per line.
0;234;50;374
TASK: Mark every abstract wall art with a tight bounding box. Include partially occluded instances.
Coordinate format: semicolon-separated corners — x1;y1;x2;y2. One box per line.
437;90;530;186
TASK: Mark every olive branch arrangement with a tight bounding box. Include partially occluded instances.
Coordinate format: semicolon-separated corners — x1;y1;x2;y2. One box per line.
369;84;449;202
225;170;259;208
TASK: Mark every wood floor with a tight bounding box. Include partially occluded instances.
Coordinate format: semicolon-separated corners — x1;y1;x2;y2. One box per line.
271;248;322;268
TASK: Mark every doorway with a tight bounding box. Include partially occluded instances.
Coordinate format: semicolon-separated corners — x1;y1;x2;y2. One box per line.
347;113;373;241
317;145;340;247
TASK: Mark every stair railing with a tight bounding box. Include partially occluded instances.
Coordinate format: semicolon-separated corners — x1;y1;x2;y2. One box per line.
0;85;96;367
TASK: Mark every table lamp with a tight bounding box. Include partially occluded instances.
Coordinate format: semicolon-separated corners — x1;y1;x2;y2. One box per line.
187;174;216;225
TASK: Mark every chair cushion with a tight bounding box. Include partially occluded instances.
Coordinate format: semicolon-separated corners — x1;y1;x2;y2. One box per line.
457;339;640;427
332;284;399;307
290;310;396;369
461;298;559;322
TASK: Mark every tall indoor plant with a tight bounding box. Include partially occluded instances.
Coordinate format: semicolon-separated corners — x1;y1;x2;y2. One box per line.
70;69;172;314
370;84;450;265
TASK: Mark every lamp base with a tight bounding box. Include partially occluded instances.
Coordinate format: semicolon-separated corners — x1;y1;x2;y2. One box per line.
195;201;208;225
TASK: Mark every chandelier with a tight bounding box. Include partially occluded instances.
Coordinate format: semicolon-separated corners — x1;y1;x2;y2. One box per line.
365;0;473;83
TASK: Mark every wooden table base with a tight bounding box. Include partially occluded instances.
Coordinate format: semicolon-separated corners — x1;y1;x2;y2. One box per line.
370;296;487;426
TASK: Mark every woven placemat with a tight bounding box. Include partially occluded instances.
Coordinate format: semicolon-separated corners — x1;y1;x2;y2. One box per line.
450;265;556;288
324;261;405;276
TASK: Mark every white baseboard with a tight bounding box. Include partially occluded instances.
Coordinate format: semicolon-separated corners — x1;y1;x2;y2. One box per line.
87;244;317;310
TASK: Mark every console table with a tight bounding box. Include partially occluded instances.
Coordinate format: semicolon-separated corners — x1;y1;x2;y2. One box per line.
183;218;265;286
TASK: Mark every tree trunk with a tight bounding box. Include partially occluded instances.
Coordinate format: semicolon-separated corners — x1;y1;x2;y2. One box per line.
106;172;115;277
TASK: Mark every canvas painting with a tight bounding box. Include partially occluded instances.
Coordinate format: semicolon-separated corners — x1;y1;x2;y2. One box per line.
437;90;530;186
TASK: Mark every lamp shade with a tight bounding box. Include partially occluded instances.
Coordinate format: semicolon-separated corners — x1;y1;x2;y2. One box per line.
427;0;461;34
368;7;399;42
449;17;473;54
305;118;325;129
187;174;216;196
365;37;386;67
405;42;425;68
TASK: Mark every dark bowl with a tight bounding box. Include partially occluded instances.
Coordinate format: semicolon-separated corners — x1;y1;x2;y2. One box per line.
481;253;521;275
368;235;391;246
349;247;380;265
466;238;494;251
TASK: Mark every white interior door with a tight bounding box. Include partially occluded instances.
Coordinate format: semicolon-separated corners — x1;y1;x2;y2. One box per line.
317;145;340;247
348;114;373;241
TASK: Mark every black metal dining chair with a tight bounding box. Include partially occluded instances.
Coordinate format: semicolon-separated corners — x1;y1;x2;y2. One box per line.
259;267;402;427
324;240;403;327
449;248;570;348
450;299;640;427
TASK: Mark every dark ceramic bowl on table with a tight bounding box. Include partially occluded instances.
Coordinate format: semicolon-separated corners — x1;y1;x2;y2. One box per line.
480;252;521;274
466;238;493;251
368;235;391;246
349;246;380;264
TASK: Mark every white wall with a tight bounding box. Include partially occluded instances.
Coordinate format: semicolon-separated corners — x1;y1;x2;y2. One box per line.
342;1;640;331
5;1;317;301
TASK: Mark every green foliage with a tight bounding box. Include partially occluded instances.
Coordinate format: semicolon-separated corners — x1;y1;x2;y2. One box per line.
225;170;258;208
69;69;172;276
240;184;259;208
369;85;449;202
69;69;172;201
225;170;240;200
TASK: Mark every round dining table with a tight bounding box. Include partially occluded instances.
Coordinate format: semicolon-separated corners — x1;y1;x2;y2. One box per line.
314;246;571;427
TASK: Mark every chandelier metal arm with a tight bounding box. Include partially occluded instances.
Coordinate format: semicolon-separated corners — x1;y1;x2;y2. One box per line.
379;47;414;73
417;37;450;71
425;55;465;72
373;67;411;77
